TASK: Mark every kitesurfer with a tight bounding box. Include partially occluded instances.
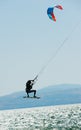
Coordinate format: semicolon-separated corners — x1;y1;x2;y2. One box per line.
25;80;36;97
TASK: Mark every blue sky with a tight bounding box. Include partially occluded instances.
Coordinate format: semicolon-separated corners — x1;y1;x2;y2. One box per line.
0;0;81;96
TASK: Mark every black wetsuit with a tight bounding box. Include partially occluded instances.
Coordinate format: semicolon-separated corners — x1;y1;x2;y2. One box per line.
26;80;36;97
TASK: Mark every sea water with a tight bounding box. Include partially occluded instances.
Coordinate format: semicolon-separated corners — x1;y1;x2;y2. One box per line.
0;104;81;130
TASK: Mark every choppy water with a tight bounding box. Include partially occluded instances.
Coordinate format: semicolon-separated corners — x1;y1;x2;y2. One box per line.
0;104;81;130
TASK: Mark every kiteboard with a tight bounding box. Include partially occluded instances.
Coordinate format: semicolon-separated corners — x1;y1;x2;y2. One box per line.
23;96;40;99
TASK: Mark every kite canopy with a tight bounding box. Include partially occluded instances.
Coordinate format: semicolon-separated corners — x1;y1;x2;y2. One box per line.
47;5;63;22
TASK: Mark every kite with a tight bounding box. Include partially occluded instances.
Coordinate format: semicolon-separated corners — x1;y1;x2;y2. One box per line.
47;5;63;22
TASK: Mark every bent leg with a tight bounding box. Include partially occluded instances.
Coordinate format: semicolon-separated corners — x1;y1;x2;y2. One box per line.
33;90;36;97
28;90;36;97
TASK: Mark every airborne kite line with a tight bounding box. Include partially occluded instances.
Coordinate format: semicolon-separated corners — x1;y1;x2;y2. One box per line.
33;18;81;83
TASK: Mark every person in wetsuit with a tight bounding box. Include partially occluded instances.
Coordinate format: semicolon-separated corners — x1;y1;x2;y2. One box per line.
25;80;36;97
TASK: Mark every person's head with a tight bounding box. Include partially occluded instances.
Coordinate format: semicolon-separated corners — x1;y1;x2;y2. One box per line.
28;80;31;83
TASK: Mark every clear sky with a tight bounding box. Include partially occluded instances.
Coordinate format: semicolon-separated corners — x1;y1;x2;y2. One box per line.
0;0;81;96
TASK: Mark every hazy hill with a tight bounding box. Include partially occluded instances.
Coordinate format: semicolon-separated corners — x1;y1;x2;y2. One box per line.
0;84;81;110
